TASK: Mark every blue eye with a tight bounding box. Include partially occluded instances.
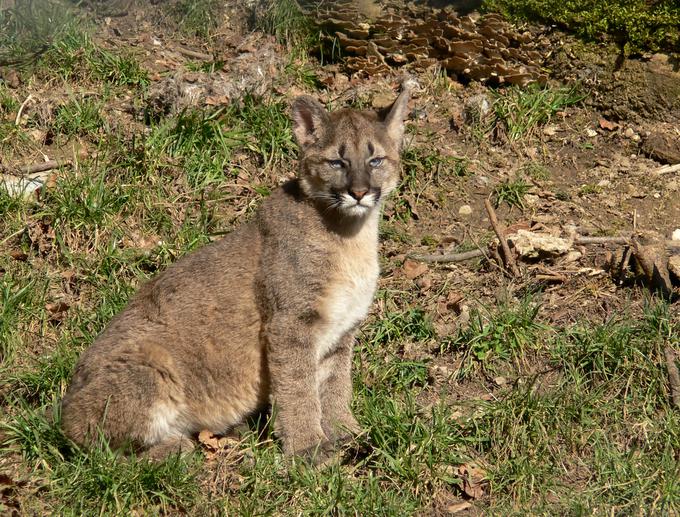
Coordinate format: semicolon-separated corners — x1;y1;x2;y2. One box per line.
369;157;383;167
329;160;344;169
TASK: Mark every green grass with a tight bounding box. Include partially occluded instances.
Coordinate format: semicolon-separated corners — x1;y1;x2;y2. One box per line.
168;0;223;38
1;7;679;513
492;177;531;209
491;84;585;141
482;0;680;54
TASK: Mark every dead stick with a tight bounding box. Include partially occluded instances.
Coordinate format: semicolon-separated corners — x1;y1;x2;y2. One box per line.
407;249;484;263
574;236;630;245
664;346;680;410
21;160;67;174
177;47;213;61
484;199;520;277
654;163;680;175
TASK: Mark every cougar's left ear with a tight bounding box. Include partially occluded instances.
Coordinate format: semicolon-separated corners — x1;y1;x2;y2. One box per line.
382;79;416;146
292;96;329;149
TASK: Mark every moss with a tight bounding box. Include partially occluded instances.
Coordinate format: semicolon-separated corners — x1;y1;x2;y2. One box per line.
482;0;680;54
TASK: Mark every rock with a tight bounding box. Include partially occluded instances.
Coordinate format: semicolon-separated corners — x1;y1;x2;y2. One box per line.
642;130;680;164
669;256;680;284
672;229;680;241
585;128;597;137
508;230;573;258
458;204;473;216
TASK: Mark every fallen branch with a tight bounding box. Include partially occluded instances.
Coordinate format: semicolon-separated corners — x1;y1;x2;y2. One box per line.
574;236;629;245
654;163;680;175
407;249;484;263
484;199;520;277
15;93;33;126
177;47;213;61
664;346;680;410
0;159;69;176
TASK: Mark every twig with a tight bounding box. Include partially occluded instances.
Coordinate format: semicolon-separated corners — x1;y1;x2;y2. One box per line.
654;163;680;175
15;94;33;126
574;236;630;245
1;160;69;176
0;227;26;246
664;346;680;410
177;47;213;61
21;160;67;174
407;249;484;263
484;198;520;277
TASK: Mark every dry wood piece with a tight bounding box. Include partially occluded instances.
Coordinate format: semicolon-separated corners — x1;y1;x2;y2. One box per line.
176;46;213;61
407;248;484;263
654;163;680;175
574;236;630;245
484;198;520;277
0;159;69;175
665;346;680;410
632;238;673;298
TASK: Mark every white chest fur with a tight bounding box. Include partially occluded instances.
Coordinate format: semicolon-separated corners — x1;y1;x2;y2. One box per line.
316;219;380;360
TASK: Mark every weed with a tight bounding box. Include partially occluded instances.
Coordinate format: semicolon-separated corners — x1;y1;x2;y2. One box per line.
578;183;603;196
255;0;319;58
168;0;222;38
442;297;545;366
492;177;531;209
39;27;148;86
53;97;106;137
520;162;550;181
491;83;585;141
0;274;45;364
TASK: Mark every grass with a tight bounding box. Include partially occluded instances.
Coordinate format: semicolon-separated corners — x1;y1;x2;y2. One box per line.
168;0;223;38
492;177;531;209
1;5;679;515
491;84;585;141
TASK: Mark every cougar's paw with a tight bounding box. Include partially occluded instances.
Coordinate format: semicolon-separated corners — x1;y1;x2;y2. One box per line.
296;439;338;467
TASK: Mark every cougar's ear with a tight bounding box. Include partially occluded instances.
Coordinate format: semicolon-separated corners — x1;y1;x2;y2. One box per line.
291;96;329;149
382;79;416;147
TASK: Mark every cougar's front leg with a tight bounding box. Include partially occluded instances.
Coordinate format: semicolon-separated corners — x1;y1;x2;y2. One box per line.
265;313;330;461
319;330;360;444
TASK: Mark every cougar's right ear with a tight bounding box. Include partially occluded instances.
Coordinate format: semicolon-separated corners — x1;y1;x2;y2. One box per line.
292;96;329;149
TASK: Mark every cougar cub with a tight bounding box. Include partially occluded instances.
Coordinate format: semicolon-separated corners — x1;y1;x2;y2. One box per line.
61;83;412;462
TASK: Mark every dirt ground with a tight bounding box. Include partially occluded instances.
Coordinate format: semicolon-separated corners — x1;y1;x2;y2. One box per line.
1;0;679;513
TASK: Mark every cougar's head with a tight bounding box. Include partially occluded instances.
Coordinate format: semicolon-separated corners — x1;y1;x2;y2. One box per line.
291;85;411;218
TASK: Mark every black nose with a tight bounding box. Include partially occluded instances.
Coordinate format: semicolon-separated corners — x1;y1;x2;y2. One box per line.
349;189;368;200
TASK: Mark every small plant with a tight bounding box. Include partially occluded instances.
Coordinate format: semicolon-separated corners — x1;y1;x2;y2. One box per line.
255;0;320;58
491;84;585;141
168;0;223;38
521;162;550;181
492;178;531;209
442;297;545;364
53;97;106;137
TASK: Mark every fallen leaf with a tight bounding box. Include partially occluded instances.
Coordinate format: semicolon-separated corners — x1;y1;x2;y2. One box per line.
598;118;619;131
457;463;487;500
198;429;221;450
46;301;69;314
9;250;27;261
446;501;472;514
402;259;428;280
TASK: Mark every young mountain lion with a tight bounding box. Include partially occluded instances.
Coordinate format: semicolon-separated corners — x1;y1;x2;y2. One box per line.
61;81;413;463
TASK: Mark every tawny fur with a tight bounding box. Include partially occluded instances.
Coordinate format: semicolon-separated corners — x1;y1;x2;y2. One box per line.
61;84;412;462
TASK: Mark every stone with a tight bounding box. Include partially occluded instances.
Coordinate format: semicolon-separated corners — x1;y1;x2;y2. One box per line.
458;204;473;216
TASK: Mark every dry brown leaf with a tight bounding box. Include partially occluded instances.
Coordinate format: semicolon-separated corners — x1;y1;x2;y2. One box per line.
198;429;221;450
446;501;472;514
457;462;487;500
402;259;428;280
598;118;619;131
9;250;27;261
